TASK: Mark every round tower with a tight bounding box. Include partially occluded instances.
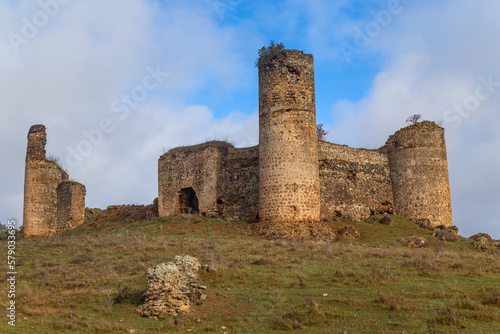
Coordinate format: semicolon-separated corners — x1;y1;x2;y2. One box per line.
385;121;453;227
258;49;320;223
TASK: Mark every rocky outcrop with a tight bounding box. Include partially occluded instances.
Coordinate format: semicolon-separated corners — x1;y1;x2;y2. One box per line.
399;236;427;248
136;255;205;320
469;233;494;243
433;225;458;242
413;218;435;231
378;215;393;226
470;234;500;252
338;225;360;239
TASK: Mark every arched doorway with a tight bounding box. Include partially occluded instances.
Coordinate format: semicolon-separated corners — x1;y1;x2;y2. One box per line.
176;187;199;214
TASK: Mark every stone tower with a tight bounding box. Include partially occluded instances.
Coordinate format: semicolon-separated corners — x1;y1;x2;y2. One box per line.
23;125;86;238
385;121;453;227
258;49;320;223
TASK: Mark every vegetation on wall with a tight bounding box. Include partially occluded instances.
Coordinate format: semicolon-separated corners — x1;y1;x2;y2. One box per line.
317;124;328;140
256;40;285;68
406;114;422;126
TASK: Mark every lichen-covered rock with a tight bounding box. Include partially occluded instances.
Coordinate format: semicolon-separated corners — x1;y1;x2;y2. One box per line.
436;225;458;235
399;236;427;248
338;225;360;239
136;255;203;320
378;215;393;226
172;255;201;280
469;233;493;243
414;218;434;230
473;237;499;252
433;229;458;242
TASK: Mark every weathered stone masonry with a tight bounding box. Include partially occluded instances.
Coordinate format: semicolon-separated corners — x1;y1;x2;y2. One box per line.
23;125;86;238
384;121;453;226
158;142;259;221
318;141;393;222
258;50;320;223
158;49;453;228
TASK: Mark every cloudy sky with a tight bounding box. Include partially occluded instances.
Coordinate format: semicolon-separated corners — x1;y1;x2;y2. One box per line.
1;0;499;239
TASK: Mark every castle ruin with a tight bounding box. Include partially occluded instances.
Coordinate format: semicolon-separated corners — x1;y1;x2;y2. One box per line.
23;125;86;238
158;48;453;233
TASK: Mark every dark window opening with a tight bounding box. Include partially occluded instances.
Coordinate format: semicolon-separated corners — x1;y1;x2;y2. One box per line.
176;187;199;214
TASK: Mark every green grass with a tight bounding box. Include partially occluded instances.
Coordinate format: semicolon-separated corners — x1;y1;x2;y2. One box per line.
1;215;499;333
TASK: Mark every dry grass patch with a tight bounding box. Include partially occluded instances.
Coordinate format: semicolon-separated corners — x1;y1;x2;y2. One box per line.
433;306;466;326
3;214;500;333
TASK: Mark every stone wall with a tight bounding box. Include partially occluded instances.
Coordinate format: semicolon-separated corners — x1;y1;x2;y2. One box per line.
384;121;453;226
57;181;86;229
318;141;393;221
158;142;259;221
157;48;454;231
23;125;86;239
258;49;320;223
219;145;259;221
158;142;227;218
24;160;68;238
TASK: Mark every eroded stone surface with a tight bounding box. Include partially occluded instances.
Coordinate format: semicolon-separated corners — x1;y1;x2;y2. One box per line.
399;236;427;248
136;255;204;320
156;49;454;240
23;125;86;239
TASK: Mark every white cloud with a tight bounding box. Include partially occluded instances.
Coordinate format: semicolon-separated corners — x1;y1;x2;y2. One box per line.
328;0;500;238
1;0;498;240
0;0;258;225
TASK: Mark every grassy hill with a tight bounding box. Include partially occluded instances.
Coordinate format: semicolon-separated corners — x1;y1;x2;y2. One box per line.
1;212;499;333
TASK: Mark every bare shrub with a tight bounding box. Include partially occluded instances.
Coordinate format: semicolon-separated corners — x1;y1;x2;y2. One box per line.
433;306;465;326
406;114;422;125
374;293;404;311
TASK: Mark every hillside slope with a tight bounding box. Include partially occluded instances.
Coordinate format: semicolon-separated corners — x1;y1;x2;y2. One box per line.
1;211;499;333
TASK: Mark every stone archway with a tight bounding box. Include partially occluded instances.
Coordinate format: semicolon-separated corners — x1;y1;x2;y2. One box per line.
176;187;199;214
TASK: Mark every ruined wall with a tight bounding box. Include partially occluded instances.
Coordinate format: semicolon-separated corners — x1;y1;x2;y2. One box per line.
318;141;393;221
258;49;320;222
156;49;454;230
24;161;68;238
385;121;453;226
158;142;228;218
57;181;86;229
158;142;259;221
219;146;259;221
23;125;86;239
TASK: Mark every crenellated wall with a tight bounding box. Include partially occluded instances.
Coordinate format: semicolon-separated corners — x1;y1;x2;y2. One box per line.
23;125;86;239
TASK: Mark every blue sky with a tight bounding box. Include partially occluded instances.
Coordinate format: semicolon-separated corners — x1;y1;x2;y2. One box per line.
1;0;499;238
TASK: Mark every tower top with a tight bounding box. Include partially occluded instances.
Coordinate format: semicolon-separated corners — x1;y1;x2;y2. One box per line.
258;47;313;69
385;121;445;149
26;124;47;162
28;124;46;135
